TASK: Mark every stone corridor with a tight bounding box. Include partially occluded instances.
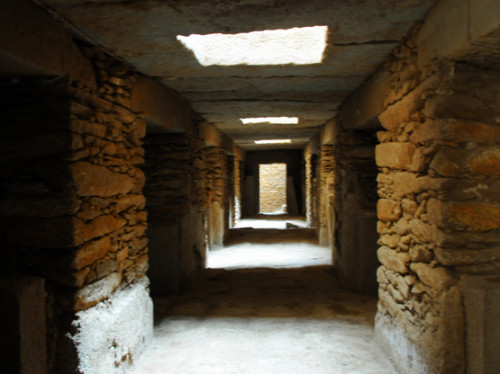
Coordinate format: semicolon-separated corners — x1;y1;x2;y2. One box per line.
131;266;393;374
1;0;500;373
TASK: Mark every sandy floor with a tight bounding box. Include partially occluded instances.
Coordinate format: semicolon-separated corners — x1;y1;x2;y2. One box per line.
208;218;331;269
234;215;309;229
130;218;394;374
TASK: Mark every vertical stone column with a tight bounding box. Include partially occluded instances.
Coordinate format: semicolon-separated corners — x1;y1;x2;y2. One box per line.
0;48;153;373
233;146;244;223
374;34;500;373
304;144;313;226
335;129;378;292
317;144;335;246
203;147;229;249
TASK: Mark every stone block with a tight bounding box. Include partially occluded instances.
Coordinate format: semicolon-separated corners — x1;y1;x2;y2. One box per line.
131;75;191;134
70;236;113;270
70;161;135;197
73;215;127;245
411;119;500;145
377;199;402;222
378;75;439;131
430;146;500;177
447;201;500;232
0;276;47;374
463;276;500;374
417;0;500;67
435;247;500;267
375;142;425;172
70;279;153;374
378;246;411;274
409;263;455;292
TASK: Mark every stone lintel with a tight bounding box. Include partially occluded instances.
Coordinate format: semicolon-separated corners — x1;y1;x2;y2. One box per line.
0;0;93;84
417;0;500;68
320;118;342;145
200;122;234;154
131;75;192;134
338;69;390;130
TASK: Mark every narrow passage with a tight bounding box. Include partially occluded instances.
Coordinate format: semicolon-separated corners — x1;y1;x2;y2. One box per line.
131;221;395;374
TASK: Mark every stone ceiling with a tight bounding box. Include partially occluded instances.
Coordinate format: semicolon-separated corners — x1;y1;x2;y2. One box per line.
37;0;436;149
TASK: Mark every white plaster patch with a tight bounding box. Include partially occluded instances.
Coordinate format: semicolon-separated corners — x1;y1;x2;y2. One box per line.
70;278;153;374
374;312;426;374
177;26;328;66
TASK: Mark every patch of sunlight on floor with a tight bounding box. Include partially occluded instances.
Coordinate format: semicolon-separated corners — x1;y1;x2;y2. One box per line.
234;215;308;229
208;216;330;270
207;242;331;270
129;267;396;374
130;317;394;374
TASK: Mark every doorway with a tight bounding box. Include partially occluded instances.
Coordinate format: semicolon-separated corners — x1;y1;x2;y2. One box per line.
259;162;287;214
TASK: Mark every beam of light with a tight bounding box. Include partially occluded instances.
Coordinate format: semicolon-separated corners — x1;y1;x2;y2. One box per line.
241;117;299;125
177;26;328;66
254;139;292;144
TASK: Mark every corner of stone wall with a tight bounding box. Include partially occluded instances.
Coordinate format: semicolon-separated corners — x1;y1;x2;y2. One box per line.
374;27;500;373
0;43;154;373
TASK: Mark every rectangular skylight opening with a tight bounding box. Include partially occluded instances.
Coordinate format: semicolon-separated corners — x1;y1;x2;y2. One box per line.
254;139;292;145
241;117;299;125
177;26;328;66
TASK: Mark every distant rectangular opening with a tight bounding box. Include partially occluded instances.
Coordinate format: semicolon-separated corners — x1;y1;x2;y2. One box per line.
177;26;328;66
259;163;287;214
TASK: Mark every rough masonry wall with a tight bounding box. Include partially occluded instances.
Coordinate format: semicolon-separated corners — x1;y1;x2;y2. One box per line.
335;128;379;293
374;29;500;374
0;47;152;373
317;144;335;246
203;147;230;248
233;147;244;223
143;132;205;295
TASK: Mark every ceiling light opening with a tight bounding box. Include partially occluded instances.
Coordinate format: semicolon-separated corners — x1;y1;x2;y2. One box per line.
177;26;328;66
241;117;299;125
254;139;292;145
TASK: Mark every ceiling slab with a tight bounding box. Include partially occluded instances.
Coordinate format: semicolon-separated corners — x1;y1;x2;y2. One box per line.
37;0;436;149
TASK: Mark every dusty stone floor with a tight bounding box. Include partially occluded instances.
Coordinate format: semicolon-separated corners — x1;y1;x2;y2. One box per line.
234;215;309;229
130;225;395;374
130;267;395;374
208;216;331;269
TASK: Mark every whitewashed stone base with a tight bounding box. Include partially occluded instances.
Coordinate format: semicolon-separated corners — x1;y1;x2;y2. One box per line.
70;278;153;374
374;312;428;374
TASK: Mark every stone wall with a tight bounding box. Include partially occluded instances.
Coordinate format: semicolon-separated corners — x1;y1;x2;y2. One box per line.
143;132;205;295
203;146;229;248
374;28;500;373
335;128;379;293
316;144;335;246
314;120;378;292
0;47;153;373
233;147;245;223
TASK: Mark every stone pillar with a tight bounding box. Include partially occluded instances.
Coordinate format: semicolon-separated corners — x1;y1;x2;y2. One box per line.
144;133;205;294
203;147;229;249
0;276;46;374
374;33;500;373
335;129;378;293
0;48;153;373
233;146;244;223
317;144;335;246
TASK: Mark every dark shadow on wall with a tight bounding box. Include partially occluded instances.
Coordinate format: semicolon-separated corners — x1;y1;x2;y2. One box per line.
242;149;305;217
